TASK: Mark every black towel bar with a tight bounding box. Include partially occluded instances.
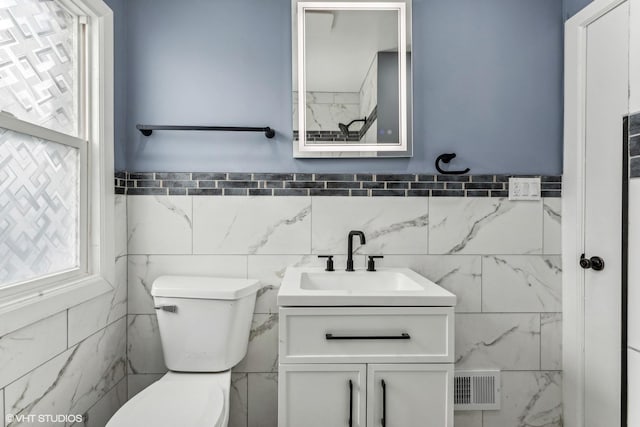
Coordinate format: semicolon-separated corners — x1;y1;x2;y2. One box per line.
136;124;275;139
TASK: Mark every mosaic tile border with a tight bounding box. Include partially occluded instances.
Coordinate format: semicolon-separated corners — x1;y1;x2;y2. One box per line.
115;172;562;197
630;112;640;178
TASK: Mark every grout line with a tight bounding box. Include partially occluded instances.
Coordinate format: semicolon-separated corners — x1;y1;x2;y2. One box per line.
245;373;250;427
480;256;485;313
541;199;546;255
81;376;127;421
124;195;130;404
125;252;559;257
540;314;543;371
66;309;69;349
3;316;126;392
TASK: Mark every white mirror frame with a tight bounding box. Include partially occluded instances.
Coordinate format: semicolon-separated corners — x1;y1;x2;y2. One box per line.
296;1;407;153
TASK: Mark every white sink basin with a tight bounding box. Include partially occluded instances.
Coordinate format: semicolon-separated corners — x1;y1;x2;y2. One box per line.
300;271;423;291
279;267;456;307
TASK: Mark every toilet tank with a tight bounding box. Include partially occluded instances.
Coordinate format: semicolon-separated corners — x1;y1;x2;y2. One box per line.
151;276;261;372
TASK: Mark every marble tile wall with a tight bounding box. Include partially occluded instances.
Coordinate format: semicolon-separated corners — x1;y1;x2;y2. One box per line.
0;194;128;427
293;91;361;132
628;111;640;425
360;54;378;143
629;113;640;177
126;194;562;427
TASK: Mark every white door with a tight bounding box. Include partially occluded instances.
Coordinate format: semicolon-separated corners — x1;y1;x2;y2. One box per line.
564;0;629;425
583;5;628;425
366;364;453;427
278;364;366;427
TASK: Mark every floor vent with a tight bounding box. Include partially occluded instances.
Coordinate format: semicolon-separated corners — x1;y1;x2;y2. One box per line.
454;370;501;411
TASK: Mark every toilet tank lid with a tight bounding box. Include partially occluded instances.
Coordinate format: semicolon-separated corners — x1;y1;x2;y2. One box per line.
151;275;261;300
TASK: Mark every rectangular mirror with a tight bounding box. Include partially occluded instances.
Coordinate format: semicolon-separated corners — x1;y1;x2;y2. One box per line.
292;0;413;158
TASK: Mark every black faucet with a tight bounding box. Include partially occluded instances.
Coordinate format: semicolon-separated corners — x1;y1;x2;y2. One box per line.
346;230;366;272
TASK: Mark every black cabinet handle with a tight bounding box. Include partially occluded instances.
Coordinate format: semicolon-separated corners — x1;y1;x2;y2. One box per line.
326;333;410;340
381;379;387;427
348;379;353;427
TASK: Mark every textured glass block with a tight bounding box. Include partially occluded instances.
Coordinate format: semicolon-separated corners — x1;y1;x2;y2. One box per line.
0;127;79;286
0;0;77;135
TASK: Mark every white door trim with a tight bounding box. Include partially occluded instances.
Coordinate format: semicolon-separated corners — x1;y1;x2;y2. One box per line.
563;1;628;425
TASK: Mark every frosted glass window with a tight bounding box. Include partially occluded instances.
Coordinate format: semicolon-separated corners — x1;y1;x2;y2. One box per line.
0;0;77;136
0;127;79;286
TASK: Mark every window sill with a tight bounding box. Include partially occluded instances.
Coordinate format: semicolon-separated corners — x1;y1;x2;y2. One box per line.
0;275;112;336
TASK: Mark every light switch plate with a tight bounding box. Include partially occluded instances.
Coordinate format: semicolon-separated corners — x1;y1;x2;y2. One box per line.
508;177;541;201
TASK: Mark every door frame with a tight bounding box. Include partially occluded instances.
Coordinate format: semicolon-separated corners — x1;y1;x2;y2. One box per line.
563;1;628;425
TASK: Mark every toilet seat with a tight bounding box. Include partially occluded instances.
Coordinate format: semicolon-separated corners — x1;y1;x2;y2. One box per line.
107;372;229;427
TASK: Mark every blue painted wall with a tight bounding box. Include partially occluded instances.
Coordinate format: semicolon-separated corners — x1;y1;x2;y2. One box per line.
116;0;564;174
564;0;593;20
104;0;127;171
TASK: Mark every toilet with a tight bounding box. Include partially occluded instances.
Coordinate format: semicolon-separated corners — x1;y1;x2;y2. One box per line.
107;275;261;427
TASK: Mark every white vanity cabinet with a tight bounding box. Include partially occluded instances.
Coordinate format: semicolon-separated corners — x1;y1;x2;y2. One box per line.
366;364;453;427
277;307;455;427
278;364;367;427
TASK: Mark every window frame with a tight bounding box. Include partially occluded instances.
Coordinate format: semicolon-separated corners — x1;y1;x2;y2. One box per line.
0;0;114;336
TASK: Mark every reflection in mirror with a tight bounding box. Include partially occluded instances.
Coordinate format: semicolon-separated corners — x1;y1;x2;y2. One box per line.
292;1;412;158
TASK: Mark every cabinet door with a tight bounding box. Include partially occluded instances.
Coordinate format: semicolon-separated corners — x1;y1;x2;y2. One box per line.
366;364;453;427
279;364;366;427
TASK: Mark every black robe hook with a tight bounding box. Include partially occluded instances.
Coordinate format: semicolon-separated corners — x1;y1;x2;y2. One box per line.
435;153;470;175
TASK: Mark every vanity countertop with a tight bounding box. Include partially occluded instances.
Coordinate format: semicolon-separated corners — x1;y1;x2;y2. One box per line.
278;267;456;307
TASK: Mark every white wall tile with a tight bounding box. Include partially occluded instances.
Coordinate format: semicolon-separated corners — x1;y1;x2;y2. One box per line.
68;256;127;345
229;373;248;427
127;315;166;374
455;314;540;370
114;194;127;258
312;197;428;255
629;348;640;427
482;371;562;427
429;198;542;255
235;314;278;373
193;197;311;255
453;411;482;427
543;198;561;254
247;255;318;315
127;374;163;399
248;373;278;427
0;312;67;388
5;318;126;422
119;192;564;425
128;196;192;254
128;255;247;314
482;256;562;312
334;92;360;104
304;103;360;131
541;313;562;370
631;1;640;111
628;180;640;350
82;378;127;427
381;255;481;312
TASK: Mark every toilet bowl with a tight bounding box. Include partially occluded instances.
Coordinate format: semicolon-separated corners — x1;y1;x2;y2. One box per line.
106;276;261;427
106;371;228;427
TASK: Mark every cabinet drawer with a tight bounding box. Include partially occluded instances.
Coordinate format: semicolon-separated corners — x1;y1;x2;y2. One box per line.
279;307;454;363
